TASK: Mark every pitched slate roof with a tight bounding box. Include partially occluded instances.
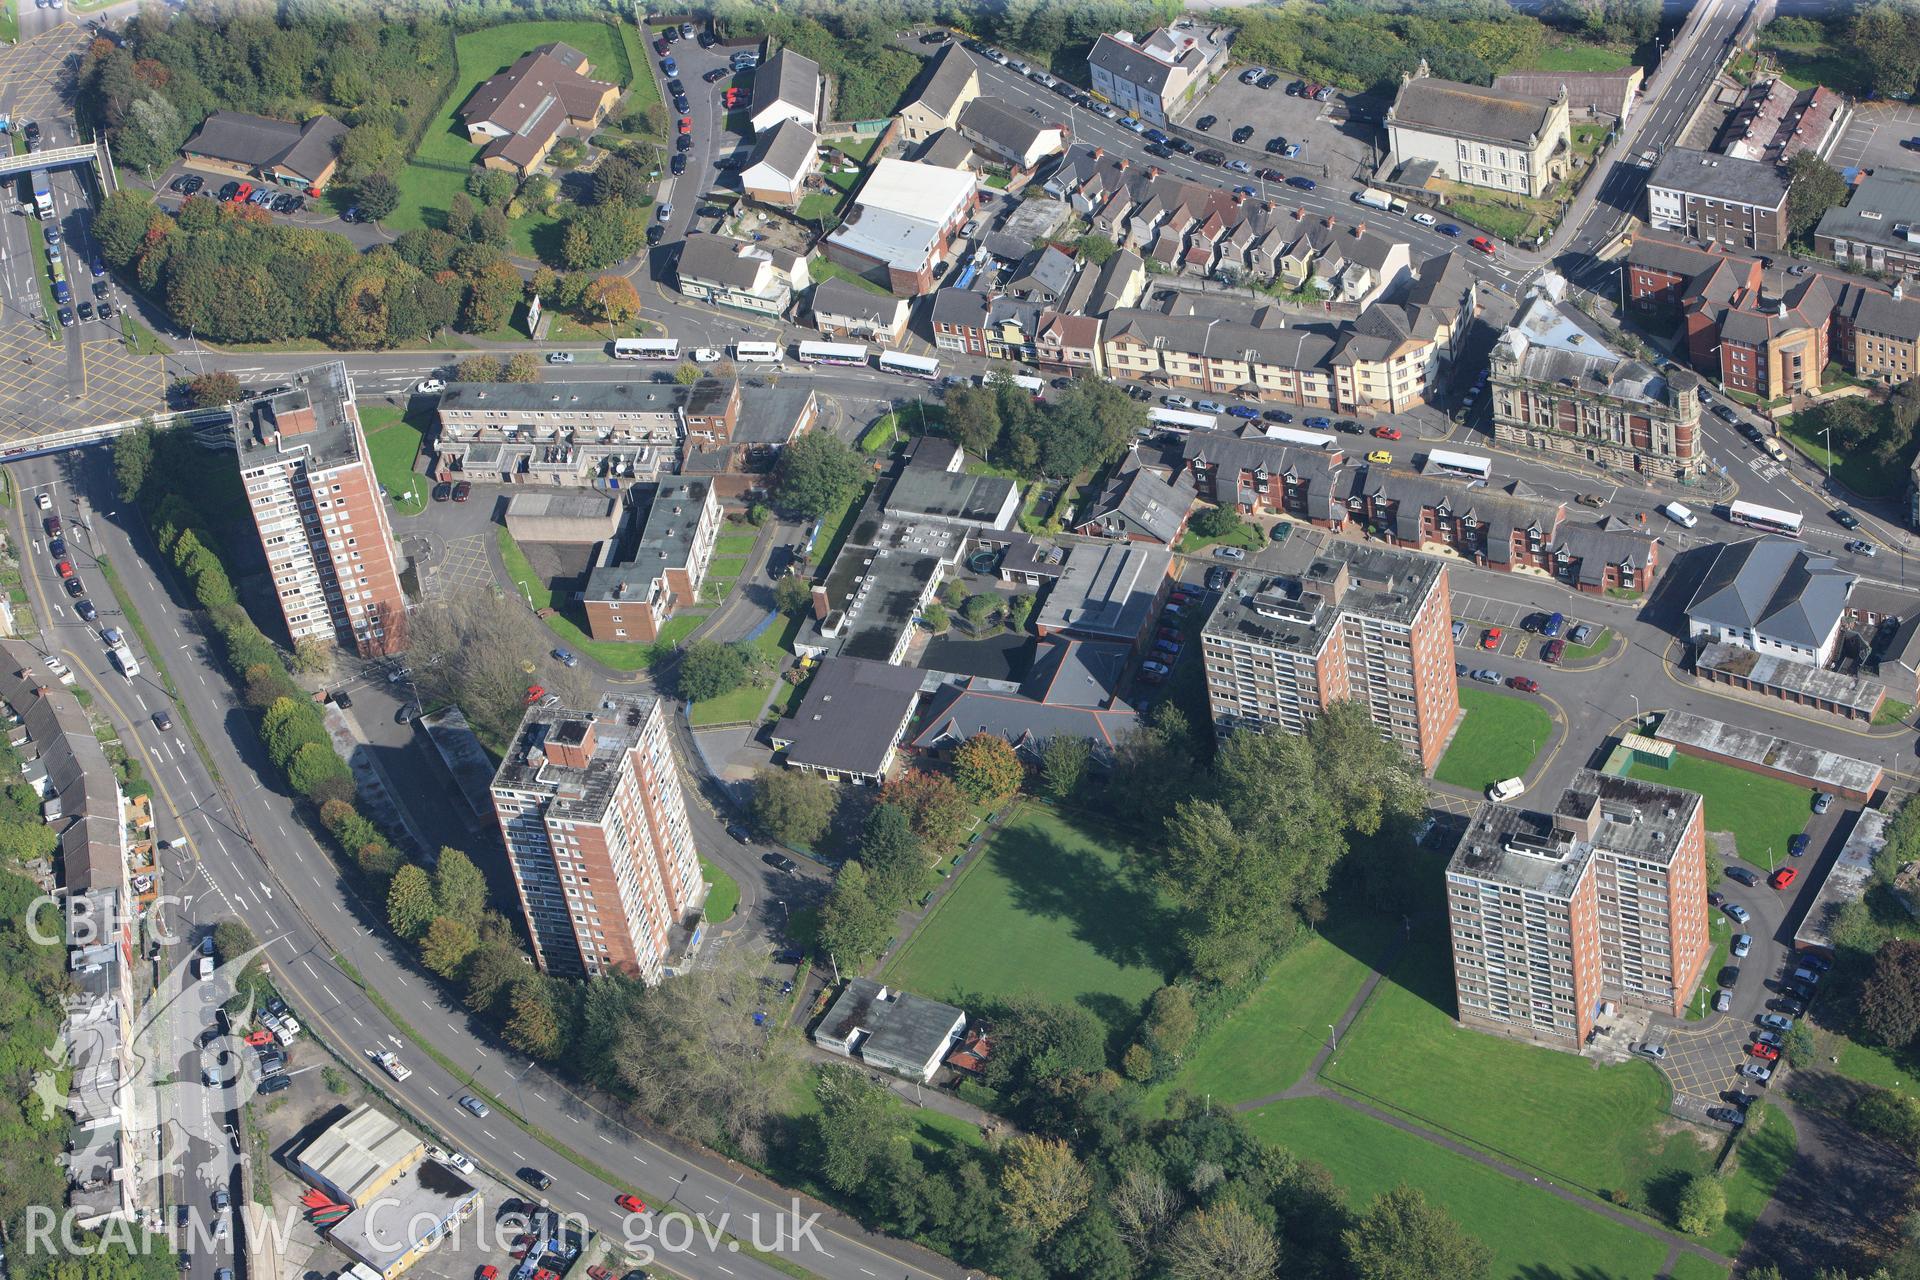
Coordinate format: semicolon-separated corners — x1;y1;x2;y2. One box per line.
1548;517;1658;588
743;118;817;182
916;128;979;169
911;639;1139;761
183;111;348;180
1687;535;1856;647
909;42;978;120
752;47;821;121
1649;147;1791;209
957;97;1058;161
676;235;772;292
1006;246;1076;299
811;276;903;327
1074;452;1194;544
1491;68;1640;120
1181;427;1348;522
1088;33;1181;94
1390;72;1562;145
1834;282;1920;341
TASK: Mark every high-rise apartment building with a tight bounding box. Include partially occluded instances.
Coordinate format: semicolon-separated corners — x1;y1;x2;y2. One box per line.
235;363;406;656
490;696;705;982
1198;543;1460;773
1445;770;1711;1051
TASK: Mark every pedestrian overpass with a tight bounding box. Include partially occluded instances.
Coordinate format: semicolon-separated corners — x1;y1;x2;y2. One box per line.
0;143;105;182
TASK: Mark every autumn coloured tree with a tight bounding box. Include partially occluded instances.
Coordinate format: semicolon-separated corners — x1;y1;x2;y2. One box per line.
952;733;1023;804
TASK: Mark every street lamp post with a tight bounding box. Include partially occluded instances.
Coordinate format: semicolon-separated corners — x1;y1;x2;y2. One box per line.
1328;1022;1338;1053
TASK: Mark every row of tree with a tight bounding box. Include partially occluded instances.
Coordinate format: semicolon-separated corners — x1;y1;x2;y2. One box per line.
1791;379;1920;474
946;376;1145;482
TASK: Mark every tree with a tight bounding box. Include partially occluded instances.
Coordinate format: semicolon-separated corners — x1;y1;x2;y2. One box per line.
678;639;748;702
454;355;503;382
408;590;596;747
421;916;479;978
1850;1085;1920;1155
1078;233;1118;266
559;200;647;270
1848;0;1920;99
813;1065;907;1194
945;386;1002;458
505;975;564;1059
1782;1021;1816;1070
881;770;969;844
819;860;895;970
1860;940;1920;1048
1787;150;1849;240
1675;1174;1727;1237
674;360;702;385
433;847;488;926
1168;1200;1279;1280
354;173;400;222
1110;1166;1176;1254
113;420;154;501
186;371;243;408
1008;593;1035;631
775;430;867;519
1142;984;1198;1060
984;995;1105;1092
584;274;641;330
592;154;649;206
952;733;1023;804
998;1136;1090;1241
337;123;403;182
213;920;258;964
94;190;163;267
387;865;436;940
750;767;836;847
773;574;814;616
963;593;998;629
1344;1185;1492;1280
921;601;950;633
502;352;542;383
289;637;334;676
463;942;524;1014
857;803;923;907
1039;734;1090;800
288;740;354;804
0;820;58;862
1190;504;1244;541
467;166;518;209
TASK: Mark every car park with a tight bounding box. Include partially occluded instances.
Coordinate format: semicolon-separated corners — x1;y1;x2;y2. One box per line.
1214;546;1246;560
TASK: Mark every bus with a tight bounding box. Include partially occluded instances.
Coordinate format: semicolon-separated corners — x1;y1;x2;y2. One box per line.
1726;499;1804;538
732;341;782;364
613;338;679;361
1263;425;1339;451
1148;407;1218;434
1425;449;1493;482
795;341;868;366
877;349;941;380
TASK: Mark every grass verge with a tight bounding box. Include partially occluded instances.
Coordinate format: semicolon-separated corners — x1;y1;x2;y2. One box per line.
701;856;739;924
1876;698;1913;727
1433;687;1552;792
1776;414;1903;499
358;405;431;516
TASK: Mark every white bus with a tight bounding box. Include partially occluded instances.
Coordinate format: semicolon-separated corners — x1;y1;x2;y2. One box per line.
732;341;782;363
613;337;679;361
877;349;941;380
795;341;868;366
1148;407;1218;434
1425;449;1493;482
1726;499;1804;538
1263;425;1339;451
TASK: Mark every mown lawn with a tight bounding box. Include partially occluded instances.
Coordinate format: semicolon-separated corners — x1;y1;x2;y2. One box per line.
1433;687;1552;792
1242;1097;1673;1280
1148;912;1390;1110
1447;198;1538;244
1562;625;1613;662
1627;752;1811;869
883;806;1179;1041
389;21;640;241
1175;512;1264;554
687;679;773;726
1668;1257;1730;1280
1512;41;1637;73
357;406;430;516
700;856;739;924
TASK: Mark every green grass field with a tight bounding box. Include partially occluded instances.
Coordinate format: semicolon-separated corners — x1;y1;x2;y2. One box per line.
1242;1097;1672;1280
357;406;430;516
1668;1257;1730;1280
688;678;774;726
1176;513;1264;555
1149;913;1389;1110
1434;688;1552;792
1627;752;1811;869
1513;41;1637;73
701;856;739;924
883;806;1178;1039
1448;198;1537;244
714;532;758;556
389;21;638;242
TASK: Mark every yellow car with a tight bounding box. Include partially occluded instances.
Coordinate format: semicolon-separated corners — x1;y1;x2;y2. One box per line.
1366;449;1393;464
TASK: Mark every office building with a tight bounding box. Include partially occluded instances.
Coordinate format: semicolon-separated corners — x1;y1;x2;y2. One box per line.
432;380;685;486
1446;770;1711;1050
235;363;406;656
824;158;977;296
581;478;721;643
1198;543;1459;772
1645;148;1791;253
491;696;705;981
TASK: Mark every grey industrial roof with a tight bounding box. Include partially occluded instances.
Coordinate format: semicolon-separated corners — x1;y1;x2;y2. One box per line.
235;361;366;470
438;381;687;416
493;695;669;821
744;117;816;182
1796;807;1887;954
774;656;925;775
736;385;815;445
1649;147;1791;209
1816;167;1920;249
1655;711;1884;795
1035;542;1172;639
811;275;903;326
183;110;347;179
753;47;821;119
819;979;964;1069
585;478;713;603
1687;535;1855;648
1697;641;1886;716
885;463;1019;528
910;42;977;120
1491;68;1640;119
1391;74;1561;146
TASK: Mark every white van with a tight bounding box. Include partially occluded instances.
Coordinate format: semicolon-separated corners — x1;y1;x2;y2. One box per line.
1486;777;1525;802
1661;502;1698;529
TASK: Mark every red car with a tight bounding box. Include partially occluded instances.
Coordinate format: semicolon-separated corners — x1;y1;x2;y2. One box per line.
523;685;546;704
56;560;73;579
615;1194;647;1214
452;480;472;502
1370;425;1401;440
1158;626;1181;641
478;1268;499;1280
244;1030;273;1046
1748;1042;1780;1061
1469;236;1496;256
679;116;693;134
1481;626;1502;650
653;35;669;54
1542;639;1565;665
1771;866;1798;890
1506;676;1539;693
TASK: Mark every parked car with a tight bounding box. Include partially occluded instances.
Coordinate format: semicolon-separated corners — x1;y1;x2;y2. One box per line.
1749;1042;1780;1061
1727;866;1757;886
1366;449;1393;464
762;853;798;873
1141;660;1172;677
1846;539;1878;557
1481;626;1502;650
1264;409;1294;423
1196;115;1217;131
1813;791;1834;814
1759;1013;1794;1032
1707;1106;1745;1125
1725;903;1751;925
1232;125;1255;143
1196;400;1227;413
1195;149;1226;165
1213;546;1246;561
1470;669;1500;685
1771;866;1798;890
1286;176;1317;191
1468;236;1496;255
1303;416;1333;429
1740;1063;1772;1082
1714;990;1731;1013
1632;1043;1667;1061
1506;675;1539;693
1370;425;1401;440
1732;933;1752;958
1833;507;1861;529
451;481;472;502
1788;833;1810;857
1438;223;1462;237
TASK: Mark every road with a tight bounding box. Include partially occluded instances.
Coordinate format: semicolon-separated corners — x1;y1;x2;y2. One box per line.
6;447;963;1280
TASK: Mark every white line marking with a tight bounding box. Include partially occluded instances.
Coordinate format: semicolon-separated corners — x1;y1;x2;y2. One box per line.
598;1135;612;1145
573;1191;590;1202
